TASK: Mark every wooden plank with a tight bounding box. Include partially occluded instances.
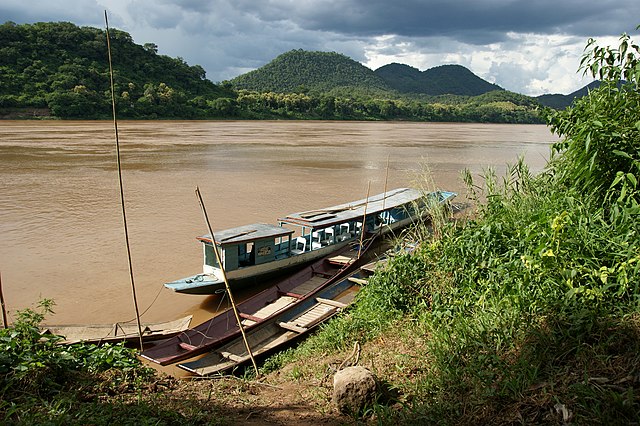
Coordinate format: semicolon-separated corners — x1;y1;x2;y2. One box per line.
251;296;296;319
278;322;308;333
278;291;304;299
328;255;354;265
239;312;262;323
347;277;368;285
220;351;244;363
179;342;197;351
291;275;327;294
316;297;348;309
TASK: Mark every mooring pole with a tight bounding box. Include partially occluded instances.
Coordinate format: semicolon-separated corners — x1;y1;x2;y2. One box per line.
0;272;8;329
382;154;390;213
357;182;371;258
105;11;144;349
195;187;259;377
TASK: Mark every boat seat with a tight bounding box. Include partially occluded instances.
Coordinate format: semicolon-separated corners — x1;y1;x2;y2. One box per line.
278;322;308;333
336;233;350;242
178;342;197;351
324;228;334;243
278;290;304;299
220;351;244;362
316;297;348;309
239;312;262;323
291;236;306;255
312;231;323;244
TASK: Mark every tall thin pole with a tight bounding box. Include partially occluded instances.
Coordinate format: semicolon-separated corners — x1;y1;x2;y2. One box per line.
357;182;371;258
0;272;8;329
105;11;144;349
195;187;259;376
382;154;390;219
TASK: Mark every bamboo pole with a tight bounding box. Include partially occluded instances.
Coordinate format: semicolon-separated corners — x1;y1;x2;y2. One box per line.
357;182;371;258
105;11;144;349
381;154;390;222
195;187;259;377
0;272;7;329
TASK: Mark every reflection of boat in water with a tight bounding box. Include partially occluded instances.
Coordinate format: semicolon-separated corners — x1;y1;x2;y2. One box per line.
142;243;368;366
164;188;456;295
178;268;372;376
40;316;192;345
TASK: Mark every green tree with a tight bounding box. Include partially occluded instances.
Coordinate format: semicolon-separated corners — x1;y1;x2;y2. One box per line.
545;27;640;208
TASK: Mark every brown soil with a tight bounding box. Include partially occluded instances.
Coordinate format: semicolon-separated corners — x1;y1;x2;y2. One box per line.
127;320;425;425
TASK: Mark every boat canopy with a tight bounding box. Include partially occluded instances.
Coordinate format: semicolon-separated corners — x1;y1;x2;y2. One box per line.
197;223;294;246
279;187;426;229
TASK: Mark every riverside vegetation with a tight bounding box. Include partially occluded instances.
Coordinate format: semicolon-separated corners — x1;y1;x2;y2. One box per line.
1;30;639;424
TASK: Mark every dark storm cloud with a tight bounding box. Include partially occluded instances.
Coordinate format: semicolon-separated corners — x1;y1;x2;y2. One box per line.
233;0;638;42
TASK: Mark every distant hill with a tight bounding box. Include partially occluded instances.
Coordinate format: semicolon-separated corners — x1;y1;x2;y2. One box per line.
231;49;390;93
375;63;503;96
0;21;232;118
536;81;601;109
231;51;505;98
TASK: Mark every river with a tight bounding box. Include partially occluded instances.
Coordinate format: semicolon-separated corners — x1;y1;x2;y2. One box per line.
0;120;557;326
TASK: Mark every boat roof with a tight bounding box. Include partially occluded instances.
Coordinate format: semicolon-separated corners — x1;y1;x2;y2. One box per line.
279;187;452;229
197;223;294;246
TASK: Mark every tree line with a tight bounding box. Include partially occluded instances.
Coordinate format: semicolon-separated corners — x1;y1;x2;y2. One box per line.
0;21;542;123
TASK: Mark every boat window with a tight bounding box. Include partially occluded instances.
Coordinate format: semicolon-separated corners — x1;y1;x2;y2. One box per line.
238;242;254;267
204;242;219;268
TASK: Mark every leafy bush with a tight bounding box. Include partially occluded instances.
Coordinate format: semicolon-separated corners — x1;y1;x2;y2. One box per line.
0;300;152;423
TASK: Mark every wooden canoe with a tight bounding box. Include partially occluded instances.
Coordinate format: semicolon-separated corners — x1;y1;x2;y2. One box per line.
178;269;368;376
141;243;365;365
40;315;193;345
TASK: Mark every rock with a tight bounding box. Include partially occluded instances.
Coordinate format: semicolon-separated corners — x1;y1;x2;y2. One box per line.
332;366;377;414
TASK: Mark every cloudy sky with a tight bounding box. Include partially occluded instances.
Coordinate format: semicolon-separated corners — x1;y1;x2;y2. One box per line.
2;0;638;96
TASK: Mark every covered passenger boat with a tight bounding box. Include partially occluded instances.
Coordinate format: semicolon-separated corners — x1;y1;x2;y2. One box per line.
164;188;455;294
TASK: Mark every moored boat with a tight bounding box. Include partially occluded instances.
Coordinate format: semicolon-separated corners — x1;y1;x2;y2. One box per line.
141;244;364;365
40;315;193;345
164;188;455;295
177;268;370;376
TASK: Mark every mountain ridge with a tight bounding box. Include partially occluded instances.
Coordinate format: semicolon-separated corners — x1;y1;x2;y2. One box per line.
230;49;595;108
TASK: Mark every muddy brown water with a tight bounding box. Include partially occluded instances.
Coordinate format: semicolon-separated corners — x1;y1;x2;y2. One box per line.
0;120;558;327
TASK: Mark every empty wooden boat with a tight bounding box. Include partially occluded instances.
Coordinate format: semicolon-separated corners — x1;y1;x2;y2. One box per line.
40;315;192;345
141;244;363;365
178;269;369;376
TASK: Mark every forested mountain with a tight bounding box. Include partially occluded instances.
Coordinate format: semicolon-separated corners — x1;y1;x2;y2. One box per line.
374;63;503;96
231;50;391;93
535;81;601;109
230;50;504;97
0;21;233;118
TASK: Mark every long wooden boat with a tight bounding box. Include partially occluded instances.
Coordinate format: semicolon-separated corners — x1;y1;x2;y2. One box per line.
178;269;370;376
164;188;456;295
141;244;364;366
40;315;193;345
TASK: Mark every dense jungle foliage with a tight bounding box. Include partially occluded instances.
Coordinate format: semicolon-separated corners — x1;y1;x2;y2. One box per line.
231;50;390;93
2;21;546;122
374;63;504;96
